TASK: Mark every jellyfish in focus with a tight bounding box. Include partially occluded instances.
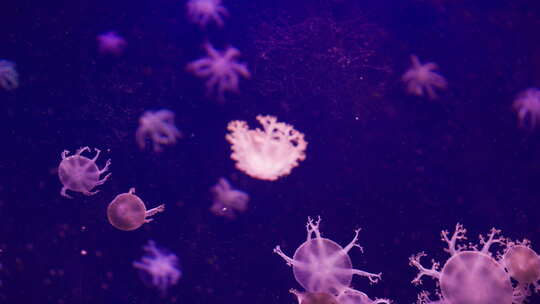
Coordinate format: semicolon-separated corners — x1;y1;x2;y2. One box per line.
226;115;307;181
0;60;18;90
58;147;111;198
186;43;250;101
513;88;540;130
402;55;447;99
503;239;540;302
209;178;249;219
409;223;526;304
96;31;126;56
274;217;390;304
107;188;165;231
186;0;228;27
136;109;182;152
133;240;181;295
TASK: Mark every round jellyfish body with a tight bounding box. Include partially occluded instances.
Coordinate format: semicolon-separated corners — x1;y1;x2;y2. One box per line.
107;188;165;231
440;251;513;304
58;147;111;198
504;244;540;284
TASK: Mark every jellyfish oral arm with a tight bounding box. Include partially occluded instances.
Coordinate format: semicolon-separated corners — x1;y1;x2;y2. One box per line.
441;223;468;255
144;204;165;223
479;228;506;254
409;252;441;285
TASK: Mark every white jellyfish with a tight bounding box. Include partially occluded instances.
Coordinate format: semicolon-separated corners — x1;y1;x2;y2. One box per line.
209;178;249;219
274;217;390;304
186;43;250;101
503;239;540;302
96;31;127;56
136;109;182;152
58;147;111;198
0;60;18;91
133;240;181;295
513;88;540;130
409;223;527;304
402;55;447;99
226;115;307;181
186;0;228;27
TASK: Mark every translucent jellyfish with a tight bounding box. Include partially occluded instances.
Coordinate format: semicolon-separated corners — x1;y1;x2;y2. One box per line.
96;31;126;56
58;147;111;198
209;178;249;219
0;60;18;90
107;188;165;231
513;88;540;130
135;109;182;152
402;55;447;99
409;223;526;304
503;239;540;301
226;115;307;181
186;0;228;27
274;217;390;304
133;240;181;295
186;43;250;101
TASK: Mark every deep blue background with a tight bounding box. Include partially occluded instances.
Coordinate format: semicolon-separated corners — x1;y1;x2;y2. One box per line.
1;0;540;303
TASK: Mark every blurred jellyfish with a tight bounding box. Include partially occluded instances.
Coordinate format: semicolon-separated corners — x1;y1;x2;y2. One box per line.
107;188;165;231
274;217;390;304
0;60;18;90
402;55;447;99
58;147;111;198
209;178;249;219
97;31;126;56
226;115;307;181
136;109;182;152
513;88;540;130
503;239;540;301
186;43;250;101
133;240;181;295
409;223;527;304
186;0;228;27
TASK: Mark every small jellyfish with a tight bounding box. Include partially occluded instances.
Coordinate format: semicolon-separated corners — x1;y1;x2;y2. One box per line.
209;178;249;219
58;147;111;198
136;109;182;152
503;239;540;300
186;0;228;27
133;240;181;295
402;55;447;99
97;31;127;56
513;88;540;130
0;60;18;90
274;217;390;303
107;188;165;231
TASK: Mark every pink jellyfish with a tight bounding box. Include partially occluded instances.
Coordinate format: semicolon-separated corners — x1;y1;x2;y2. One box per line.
209;178;249;219
503;239;540;302
107;188;165;231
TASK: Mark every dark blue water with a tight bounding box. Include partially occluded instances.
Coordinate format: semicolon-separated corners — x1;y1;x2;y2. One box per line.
1;0;539;303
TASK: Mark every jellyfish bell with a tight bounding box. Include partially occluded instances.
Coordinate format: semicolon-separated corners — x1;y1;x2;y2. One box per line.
107;188;165;231
504;242;540;284
290;289;339;304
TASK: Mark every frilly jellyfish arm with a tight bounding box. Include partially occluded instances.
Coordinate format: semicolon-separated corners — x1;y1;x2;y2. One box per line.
409;252;441;285
479;227;505;254
441;222;468;255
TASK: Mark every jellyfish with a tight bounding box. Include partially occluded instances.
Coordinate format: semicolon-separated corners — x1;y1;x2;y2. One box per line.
209;178;249;219
133;240;181;295
513;88;540;129
274;217;390;304
135;109;182;152
402;55;447;99
107;188;165;231
58;147;111;198
0;60;18;90
409;223;527;304
503;239;540;301
186;0;228;27
226;115;308;181
96;31;126;56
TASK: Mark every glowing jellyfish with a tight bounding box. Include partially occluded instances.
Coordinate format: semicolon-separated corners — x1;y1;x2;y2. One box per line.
503;239;540;301
274;217;390;304
136;109;182;152
133;240;181;294
402;55;447;99
210;178;249;219
513;88;540;129
186;0;228;27
226;115;307;181
107;188;165;231
97;31;126;56
58;147;111;198
409;223;526;304
0;60;18;90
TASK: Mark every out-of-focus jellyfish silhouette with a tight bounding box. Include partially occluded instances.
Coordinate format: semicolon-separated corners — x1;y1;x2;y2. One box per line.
289;289;339;304
107;188;165;231
409;223;526;304
133;240;181;295
402;55;447;99
186;0;228;27
58;147;111;198
0;60;18;90
186;43;250;101
226;115;307;181
136;109;182;152
513;88;540;130
503;239;540;302
209;178;249;219
274;217;390;304
96;31;126;56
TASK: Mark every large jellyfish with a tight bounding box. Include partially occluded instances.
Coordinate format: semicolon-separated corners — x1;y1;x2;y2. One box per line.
513;88;540;130
503;239;540;302
274;217;390;304
133;240;181;295
136;109;182;152
226;115;307;181
0;60;18;90
402;55;447;99
186;0;228;27
209;178;249;219
409;223;526;304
